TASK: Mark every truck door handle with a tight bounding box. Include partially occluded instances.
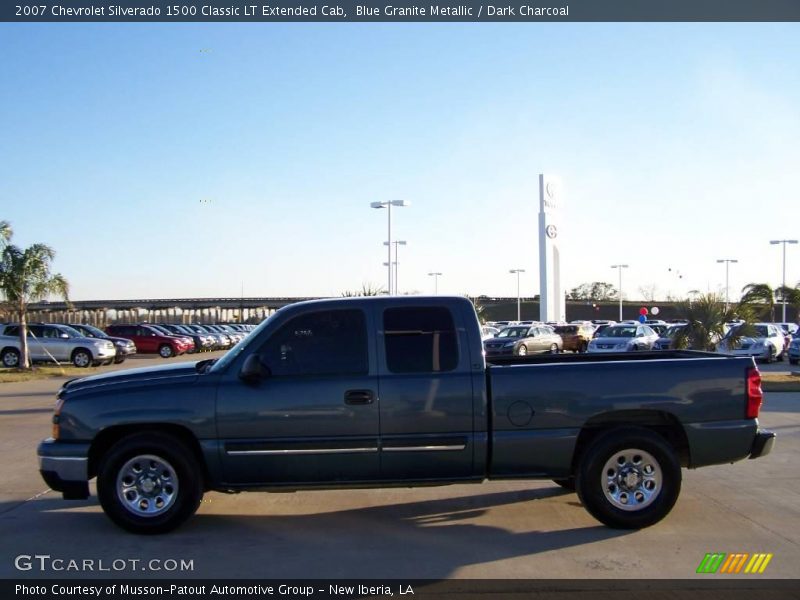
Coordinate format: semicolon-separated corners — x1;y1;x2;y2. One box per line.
344;390;375;405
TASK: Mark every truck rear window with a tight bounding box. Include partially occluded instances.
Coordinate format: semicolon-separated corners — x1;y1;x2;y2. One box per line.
383;307;458;373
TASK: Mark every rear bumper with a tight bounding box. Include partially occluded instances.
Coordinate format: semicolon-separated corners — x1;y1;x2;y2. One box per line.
749;430;776;459
37;438;91;500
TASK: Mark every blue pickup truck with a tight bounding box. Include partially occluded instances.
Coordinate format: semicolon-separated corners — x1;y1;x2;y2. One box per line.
38;296;775;534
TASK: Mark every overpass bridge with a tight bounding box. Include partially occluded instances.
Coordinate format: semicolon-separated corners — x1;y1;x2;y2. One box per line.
24;297;319;326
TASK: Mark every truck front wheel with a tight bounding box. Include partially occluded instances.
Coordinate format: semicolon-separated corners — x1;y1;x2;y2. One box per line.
575;427;681;529
97;433;203;534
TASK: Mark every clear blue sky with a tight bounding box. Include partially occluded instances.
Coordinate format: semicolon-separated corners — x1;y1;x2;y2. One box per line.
1;23;798;301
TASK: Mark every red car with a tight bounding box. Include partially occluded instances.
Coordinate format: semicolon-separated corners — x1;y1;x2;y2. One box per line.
105;324;192;358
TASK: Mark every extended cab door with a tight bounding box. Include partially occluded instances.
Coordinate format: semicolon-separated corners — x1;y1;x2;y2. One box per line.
376;304;477;480
216;307;380;485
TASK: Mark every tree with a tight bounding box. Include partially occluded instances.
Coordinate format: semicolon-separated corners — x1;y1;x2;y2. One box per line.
340;283;384;297
569;282;618;301
740;283;775;321
0;225;70;369
638;284;661;303
671;292;754;352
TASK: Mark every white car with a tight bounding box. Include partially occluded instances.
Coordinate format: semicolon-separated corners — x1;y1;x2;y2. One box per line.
481;325;500;341
587;324;660;353
716;323;785;363
0;323;116;368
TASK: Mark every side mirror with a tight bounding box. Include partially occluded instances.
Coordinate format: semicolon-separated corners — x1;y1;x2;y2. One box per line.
239;354;270;384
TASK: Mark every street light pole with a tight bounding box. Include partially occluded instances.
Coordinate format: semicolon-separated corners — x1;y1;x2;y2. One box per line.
509;269;525;321
610;264;629;321
716;258;738;312
428;272;442;294
385;240;407;295
371;200;409;295
770;239;799;322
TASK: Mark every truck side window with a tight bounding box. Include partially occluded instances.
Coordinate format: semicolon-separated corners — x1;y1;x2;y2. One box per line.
383;307;458;373
259;309;368;377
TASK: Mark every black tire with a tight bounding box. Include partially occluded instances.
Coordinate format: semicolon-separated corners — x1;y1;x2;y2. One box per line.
549;343;559;354
1;348;21;368
96;432;203;534
71;348;93;368
113;356;126;364
553;477;575;492
158;344;174;359
575;427;681;529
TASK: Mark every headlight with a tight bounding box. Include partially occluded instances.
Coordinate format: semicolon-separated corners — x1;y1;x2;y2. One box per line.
503;341;515;347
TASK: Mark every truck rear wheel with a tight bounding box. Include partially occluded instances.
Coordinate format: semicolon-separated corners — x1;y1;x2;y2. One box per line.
575;427;681;529
97;432;203;534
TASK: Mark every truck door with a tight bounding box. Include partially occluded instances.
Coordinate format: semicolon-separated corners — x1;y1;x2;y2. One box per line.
216;307;380;485
377;305;476;480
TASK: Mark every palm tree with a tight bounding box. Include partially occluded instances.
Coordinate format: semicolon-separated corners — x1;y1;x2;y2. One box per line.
0;235;70;369
671;292;754;352
740;283;775;321
0;221;11;248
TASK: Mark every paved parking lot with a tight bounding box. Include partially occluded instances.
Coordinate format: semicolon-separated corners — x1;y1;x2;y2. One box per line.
0;353;797;580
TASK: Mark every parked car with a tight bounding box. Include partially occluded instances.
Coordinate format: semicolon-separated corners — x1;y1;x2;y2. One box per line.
717;323;786;363
158;324;216;352
481;325;500;341
553;324;594;353
788;334;799;365
105;324;192;358
67;323;137;364
592;323;614;338
587;324;660;353
484;325;562;356
38;295;774;534
652;324;687;351
0;323;116;368
141;324;199;353
647;324;670;337
186;324;232;349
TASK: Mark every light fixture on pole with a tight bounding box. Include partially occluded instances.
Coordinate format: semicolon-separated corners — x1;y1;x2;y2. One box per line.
509;269;526;321
770;239;798;323
428;272;442;294
384;240;407;295
370;200;410;294
716;258;738;312
610;264;629;321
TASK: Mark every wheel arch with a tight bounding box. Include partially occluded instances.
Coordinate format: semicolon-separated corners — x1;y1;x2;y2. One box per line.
88;423;209;488
571;410;690;472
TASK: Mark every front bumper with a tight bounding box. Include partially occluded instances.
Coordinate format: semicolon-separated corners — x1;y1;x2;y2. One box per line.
749;430;776;459
37;438;91;500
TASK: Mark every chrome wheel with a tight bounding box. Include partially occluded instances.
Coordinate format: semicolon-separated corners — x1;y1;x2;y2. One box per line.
159;345;174;358
517;345;528;356
601;448;662;511
116;454;179;517
549;343;559;354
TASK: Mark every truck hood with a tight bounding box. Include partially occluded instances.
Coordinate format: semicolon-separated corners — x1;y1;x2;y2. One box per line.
61;361;200;394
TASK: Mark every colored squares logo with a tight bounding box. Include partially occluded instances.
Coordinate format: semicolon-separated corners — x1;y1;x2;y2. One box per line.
697;553;773;574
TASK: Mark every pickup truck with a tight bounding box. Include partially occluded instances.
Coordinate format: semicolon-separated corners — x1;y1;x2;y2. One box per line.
38;296;775;534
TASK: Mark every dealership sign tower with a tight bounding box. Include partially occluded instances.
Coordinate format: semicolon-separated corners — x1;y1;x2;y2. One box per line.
538;174;565;323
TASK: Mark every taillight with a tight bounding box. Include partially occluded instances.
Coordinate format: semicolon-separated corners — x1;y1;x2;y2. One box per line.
52;398;64;439
746;367;763;419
